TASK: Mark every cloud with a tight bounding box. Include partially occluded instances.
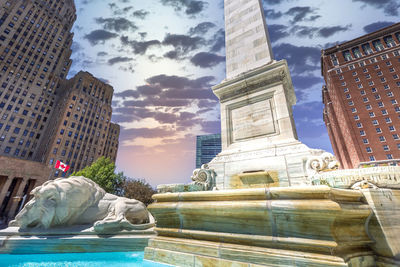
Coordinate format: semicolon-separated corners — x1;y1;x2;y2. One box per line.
189;22;216;36
108;56;134;65
95;17;138;32
132;9;150;19
352;0;400;16
190;52;225;68
200;121;220;134
120;35;161;55
268;24;289;41
273;43;321;74
285;6;320;23
160;0;208;15
265;9;283;20
97;51;108;56
363;21;395;33
115;89;140;99
209;29;225;53
84;29;118;45
290;25;351;38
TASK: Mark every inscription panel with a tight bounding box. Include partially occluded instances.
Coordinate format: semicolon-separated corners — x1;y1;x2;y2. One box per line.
230;98;275;142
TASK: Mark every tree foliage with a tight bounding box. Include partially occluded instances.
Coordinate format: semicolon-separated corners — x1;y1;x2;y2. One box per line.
123;178;156;206
70;157;124;195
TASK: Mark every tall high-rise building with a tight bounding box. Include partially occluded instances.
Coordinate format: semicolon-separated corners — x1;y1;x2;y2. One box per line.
196;134;221;168
322;23;400;169
0;1;120;222
40;71;118;177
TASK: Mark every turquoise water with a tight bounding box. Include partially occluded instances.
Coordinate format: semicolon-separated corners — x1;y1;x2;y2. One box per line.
0;252;171;267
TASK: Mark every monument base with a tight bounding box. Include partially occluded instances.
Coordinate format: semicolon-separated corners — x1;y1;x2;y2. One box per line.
0;225;156;254
209;140;326;189
144;186;377;267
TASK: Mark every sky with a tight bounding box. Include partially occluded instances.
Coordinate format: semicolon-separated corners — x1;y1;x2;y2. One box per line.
69;0;400;186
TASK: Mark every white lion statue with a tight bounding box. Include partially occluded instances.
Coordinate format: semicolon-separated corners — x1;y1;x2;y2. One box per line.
9;176;155;233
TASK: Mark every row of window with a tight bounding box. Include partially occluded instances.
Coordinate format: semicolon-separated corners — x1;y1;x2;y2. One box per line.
331;33;400;65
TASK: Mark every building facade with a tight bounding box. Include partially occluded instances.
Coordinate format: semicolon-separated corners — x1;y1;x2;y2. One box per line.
0;0;120;222
322;23;400;169
40;71;118;177
196;134;221;168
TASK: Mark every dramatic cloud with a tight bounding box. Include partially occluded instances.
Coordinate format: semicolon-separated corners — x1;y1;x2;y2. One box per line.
268;24;289;41
190;52;225;68
189;22;216;35
120;36;161;55
265;9;283;20
209;29;225;52
363;21;396;33
95;17;138;32
97;51;108;56
285;7;320;23
273;43;321;74
160;0;208;15
353;0;400;16
290;25;351;38
132;10;150;19
84;29;118;45
108;56;133;65
115;89;140;99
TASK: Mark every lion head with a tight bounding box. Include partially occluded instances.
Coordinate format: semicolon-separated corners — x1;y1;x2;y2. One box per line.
9;176;105;229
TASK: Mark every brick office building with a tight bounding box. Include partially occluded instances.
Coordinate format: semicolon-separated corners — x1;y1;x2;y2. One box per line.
322;23;400;169
0;1;120;222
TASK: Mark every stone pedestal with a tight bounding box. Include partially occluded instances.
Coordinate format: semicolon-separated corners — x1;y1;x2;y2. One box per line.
209;60;325;189
144;186;375;266
0;226;156;254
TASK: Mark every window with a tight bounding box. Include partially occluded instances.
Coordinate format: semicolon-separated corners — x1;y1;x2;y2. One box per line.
348;101;354;106
393;134;399;140
387;92;394;97
354;115;360;120
379;136;386;142
375;94;381;100
363;97;369;103
343;50;352;61
366;147;372;153
369;155;376;161
378;102;384;107
366;104;372;110
383;145;390;151
387;154;393;160
360;90;366;95
360;130;366;136
382;110;388;115
4;147;11;154
385;118;392;123
372;120;379;125
362;43;373;55
376;128;382;133
346;94;351;99
357;122;363;128
372;39;384;51
389;126;396;131
363;139;369;144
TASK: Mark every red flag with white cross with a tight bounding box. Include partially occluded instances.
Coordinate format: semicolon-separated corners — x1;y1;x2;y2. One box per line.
55;160;70;172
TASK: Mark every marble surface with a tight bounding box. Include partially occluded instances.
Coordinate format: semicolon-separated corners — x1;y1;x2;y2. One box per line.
9;176;155;233
144;186;376;266
224;0;274;79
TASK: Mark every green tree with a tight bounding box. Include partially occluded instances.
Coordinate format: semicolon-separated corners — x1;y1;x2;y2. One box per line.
70;157;124;194
123;178;156;206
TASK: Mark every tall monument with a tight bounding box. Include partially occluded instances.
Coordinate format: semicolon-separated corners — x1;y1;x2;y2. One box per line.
208;0;330;189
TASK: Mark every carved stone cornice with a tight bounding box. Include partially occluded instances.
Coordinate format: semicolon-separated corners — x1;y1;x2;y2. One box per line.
212;60;297;105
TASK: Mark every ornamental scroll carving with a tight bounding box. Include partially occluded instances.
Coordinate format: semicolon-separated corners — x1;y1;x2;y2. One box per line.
190;164;216;191
306;152;340;178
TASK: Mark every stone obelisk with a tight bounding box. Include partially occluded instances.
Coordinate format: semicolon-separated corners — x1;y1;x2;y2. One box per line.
208;0;326;189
